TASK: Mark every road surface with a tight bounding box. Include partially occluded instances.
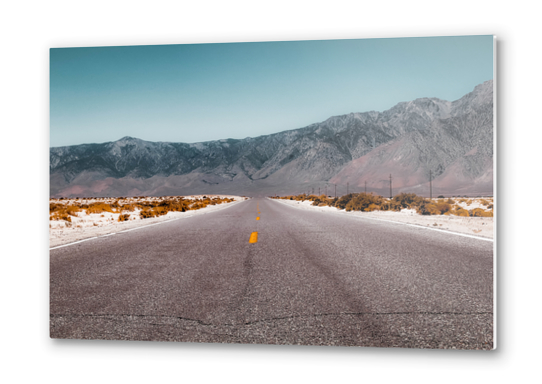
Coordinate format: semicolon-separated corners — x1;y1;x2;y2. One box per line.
50;198;494;349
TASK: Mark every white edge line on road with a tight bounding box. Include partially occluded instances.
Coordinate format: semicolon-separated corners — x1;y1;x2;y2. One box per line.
270;198;493;242
49;237;99;250
359;216;494;242
118;218;181;233
50;199;246;250
50;218;181;250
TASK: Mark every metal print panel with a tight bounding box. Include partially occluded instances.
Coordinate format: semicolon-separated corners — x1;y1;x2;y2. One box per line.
50;35;495;349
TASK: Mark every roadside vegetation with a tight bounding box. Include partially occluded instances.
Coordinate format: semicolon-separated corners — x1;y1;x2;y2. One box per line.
270;192;493;217
50;195;236;222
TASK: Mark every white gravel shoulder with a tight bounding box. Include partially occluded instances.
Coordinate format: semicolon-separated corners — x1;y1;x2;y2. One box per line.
271;198;494;239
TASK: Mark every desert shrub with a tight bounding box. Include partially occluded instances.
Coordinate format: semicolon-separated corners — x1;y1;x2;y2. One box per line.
378;199;401;211
50;203;62;212
311;195;334;207
50;212;71;221
118;214;131;222
453;208;470;217
437;195;445;198
446;198;455;204
50;203;81;221
335;194;356;210
121;204;136;212
191;202;203;210
392;193;426;209
345;193;385;212
157;199;188;212
87;202;114;214
417;203;440;215
435;202;452;214
471;208;493;217
172;202;188;211
140;207;167;219
65;205;81;216
139;208;153;219
416;200;450;215
480;199;490;206
365;203;381;212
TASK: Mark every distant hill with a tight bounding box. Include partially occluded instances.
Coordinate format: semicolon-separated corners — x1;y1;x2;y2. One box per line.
50;80;494;198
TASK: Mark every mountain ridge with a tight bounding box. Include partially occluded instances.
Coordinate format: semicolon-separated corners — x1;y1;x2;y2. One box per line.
50;80;494;197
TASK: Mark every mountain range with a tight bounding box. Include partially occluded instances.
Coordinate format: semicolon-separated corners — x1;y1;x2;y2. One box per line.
50;80;494;198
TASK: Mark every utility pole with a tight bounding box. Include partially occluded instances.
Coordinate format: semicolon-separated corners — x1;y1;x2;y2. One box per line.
334;184;337;198
390;173;393;200
319;187;320;195
429;170;433;200
347;182;349;195
325;185;327;197
364;181;367;194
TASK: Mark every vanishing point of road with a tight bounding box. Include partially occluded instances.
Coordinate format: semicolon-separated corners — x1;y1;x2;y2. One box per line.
50;198;494;349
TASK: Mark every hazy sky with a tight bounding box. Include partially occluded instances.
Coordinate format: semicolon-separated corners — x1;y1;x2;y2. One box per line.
50;35;493;147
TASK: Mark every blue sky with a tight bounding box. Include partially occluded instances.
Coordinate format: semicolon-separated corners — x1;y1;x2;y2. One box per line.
50;35;493;147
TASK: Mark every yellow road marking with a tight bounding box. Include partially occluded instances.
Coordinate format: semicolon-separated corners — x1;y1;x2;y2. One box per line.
249;231;258;243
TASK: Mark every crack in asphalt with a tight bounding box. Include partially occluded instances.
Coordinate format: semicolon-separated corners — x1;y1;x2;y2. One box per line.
50;311;493;327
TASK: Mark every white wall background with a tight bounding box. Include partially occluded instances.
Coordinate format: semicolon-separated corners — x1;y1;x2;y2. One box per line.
1;1;538;383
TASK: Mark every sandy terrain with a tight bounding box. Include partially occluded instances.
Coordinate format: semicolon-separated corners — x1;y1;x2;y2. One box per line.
273;198;494;239
50;195;247;248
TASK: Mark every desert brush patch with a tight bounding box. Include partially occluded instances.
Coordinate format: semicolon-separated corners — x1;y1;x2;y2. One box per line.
271;193;493;217
49;194;245;247
49;195;237;228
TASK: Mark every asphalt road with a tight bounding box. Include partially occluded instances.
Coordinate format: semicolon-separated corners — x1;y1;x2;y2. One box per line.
50;198;494;349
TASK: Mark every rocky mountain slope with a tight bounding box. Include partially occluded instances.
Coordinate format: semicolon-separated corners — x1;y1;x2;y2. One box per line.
50;80;494;197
